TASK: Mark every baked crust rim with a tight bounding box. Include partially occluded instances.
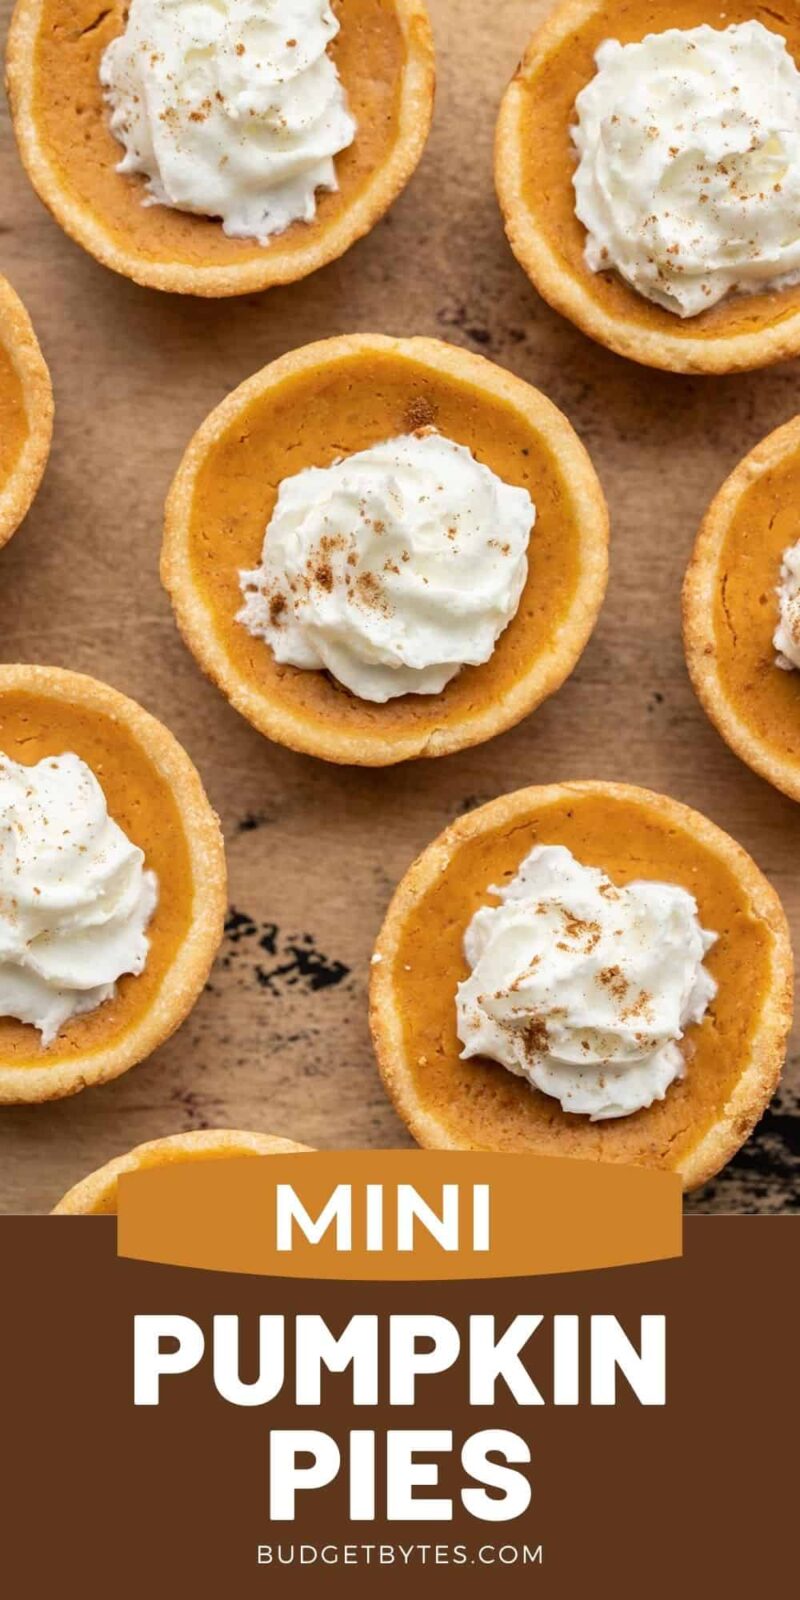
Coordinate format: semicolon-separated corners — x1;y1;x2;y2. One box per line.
52;1128;313;1213
161;332;610;766
0;273;53;550
494;0;800;375
369;780;793;1190
0;663;227;1104
683;414;800;804
5;0;436;296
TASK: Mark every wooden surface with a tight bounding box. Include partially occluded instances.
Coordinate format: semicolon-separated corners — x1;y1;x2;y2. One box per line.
0;0;798;1215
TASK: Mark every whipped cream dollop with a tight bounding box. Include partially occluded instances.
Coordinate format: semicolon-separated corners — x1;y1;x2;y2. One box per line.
100;0;356;243
774;539;800;669
456;845;717;1120
0;754;158;1046
238;430;536;702
572;21;800;318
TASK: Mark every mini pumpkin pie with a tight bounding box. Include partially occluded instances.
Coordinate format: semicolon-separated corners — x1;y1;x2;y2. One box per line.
370;782;792;1189
496;2;800;374
683;415;800;802
0;664;226;1104
161;333;609;766
0;274;52;551
52;1129;312;1213
6;0;435;296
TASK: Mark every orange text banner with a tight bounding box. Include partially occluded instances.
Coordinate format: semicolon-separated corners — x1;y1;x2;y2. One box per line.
116;1150;682;1279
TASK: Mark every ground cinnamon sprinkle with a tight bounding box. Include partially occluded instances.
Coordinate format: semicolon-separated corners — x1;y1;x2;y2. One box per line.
404;396;437;431
621;990;654;1024
522;1016;550;1057
313;562;334;592
560;908;601;952
353;570;392;616
597;965;629;1001
508;955;541;992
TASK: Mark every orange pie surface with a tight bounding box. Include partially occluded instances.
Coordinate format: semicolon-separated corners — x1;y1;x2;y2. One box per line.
372;785;790;1183
165;337;607;762
0;340;28;491
497;0;800;369
0;273;53;549
684;415;800;801
712;445;800;760
1;691;194;1073
27;0;405;269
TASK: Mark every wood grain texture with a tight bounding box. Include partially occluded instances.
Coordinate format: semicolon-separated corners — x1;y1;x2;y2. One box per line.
0;0;797;1214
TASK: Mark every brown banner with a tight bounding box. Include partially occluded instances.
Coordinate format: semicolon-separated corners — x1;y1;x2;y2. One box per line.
3;1216;794;1595
116;1150;681;1278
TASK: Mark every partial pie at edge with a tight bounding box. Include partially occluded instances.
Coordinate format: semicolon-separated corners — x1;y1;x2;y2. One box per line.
161;333;610;766
369;781;793;1190
0;274;52;551
53;1129;313;1214
684;415;800;804
5;0;435;296
0;664;227;1103
495;0;800;375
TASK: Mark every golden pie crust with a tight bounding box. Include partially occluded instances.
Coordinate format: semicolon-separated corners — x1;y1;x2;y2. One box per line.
162;333;609;766
52;1129;312;1214
495;0;800;374
0;274;52;551
6;0;435;296
684;415;800;802
0;664;227;1104
370;781;792;1190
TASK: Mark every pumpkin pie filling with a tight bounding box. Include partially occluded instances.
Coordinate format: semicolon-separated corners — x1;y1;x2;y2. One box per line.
370;784;792;1185
0;692;193;1071
0;275;53;550
0;749;159;1043
496;0;800;370
0;667;226;1101
712;448;800;759
162;336;609;764
684;416;800;800
8;0;433;291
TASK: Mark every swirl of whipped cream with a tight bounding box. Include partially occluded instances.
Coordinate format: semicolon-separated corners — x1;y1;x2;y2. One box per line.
572;21;800;318
774;539;800;669
100;0;356;242
238;430;536;702
456;845;717;1121
0;753;158;1046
